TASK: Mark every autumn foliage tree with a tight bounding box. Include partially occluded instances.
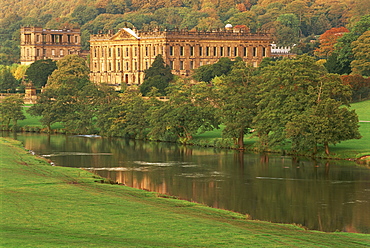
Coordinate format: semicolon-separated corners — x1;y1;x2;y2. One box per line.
314;27;349;58
341;74;370;102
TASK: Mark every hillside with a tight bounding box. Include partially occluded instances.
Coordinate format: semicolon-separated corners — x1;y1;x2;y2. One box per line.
1;0;369;65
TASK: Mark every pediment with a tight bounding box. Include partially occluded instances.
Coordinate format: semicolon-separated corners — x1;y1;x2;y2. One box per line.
110;28;140;41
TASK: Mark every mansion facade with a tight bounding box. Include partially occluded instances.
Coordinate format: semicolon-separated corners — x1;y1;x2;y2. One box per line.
20;27;85;65
89;26;272;86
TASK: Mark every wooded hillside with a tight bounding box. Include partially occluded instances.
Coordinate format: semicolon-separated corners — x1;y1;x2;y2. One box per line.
0;0;369;65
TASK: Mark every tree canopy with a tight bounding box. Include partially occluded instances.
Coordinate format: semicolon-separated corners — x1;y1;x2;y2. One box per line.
140;54;173;96
1;0;369;65
254;55;360;154
0;66;18;92
0;94;25;129
25;59;57;88
28;55;100;133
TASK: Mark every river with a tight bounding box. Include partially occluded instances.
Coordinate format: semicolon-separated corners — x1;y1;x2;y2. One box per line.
2;132;370;233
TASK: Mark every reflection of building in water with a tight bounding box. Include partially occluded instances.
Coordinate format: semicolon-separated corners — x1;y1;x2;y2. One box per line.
115;171;168;194
89;26;272;87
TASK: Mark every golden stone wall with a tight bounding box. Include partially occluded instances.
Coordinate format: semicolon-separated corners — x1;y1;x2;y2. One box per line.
90;28;272;87
20;27;82;65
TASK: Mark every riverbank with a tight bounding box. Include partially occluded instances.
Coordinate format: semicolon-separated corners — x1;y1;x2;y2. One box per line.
6;99;370;162
1;137;369;247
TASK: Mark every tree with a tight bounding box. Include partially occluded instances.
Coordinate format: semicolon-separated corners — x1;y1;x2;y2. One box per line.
213;61;258;149
351;30;370;77
0;66;18;92
276;14;300;46
120;87;151;139
0;95;25;129
341;74;370;102
147;79;218;143
312;14;332;35
71;5;100;25
314;27;349;58
94;84;123;137
255;55;361;154
334;15;370;75
254;55;326;150
140;54;173;96
192;57;238;82
25;59;57;88
28;55;99;133
286;74;361;155
226;12;258;32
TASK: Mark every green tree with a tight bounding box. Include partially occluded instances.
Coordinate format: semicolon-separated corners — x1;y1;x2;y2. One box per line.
286;74;360;155
255;55;361;154
226;11;258;32
95;84;123;137
148;79;218;143
28;55;99;133
0;95;25;129
351;30;370;76
334;14;370;75
140;54;173;96
254;55;325;150
0;66;18;92
25;59;57;88
120;87;151;139
276;14;300;46
286;98;361;155
213;61;258;149
192;57;237;82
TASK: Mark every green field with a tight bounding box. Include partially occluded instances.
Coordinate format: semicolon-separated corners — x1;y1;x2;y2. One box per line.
1;137;369;247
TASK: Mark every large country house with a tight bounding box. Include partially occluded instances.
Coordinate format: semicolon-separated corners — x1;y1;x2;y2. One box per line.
89;25;272;86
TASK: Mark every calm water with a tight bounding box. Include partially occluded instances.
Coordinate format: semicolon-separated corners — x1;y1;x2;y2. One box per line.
3;132;370;233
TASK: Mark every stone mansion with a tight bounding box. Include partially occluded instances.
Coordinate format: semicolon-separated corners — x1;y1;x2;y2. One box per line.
89;26;272;86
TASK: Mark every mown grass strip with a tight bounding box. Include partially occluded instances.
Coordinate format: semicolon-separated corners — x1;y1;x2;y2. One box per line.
1;137;369;247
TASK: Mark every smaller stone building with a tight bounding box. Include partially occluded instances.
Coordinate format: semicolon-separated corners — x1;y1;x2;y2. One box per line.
20;27;84;65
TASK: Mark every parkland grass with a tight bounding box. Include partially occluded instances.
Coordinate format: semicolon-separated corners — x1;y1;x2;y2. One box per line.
1;137;369;247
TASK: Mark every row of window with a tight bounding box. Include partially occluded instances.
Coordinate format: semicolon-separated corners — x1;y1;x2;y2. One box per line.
24;48;74;57
23;34;79;44
92;45;267;58
93;46;166;58
171;46;266;57
94;57;255;72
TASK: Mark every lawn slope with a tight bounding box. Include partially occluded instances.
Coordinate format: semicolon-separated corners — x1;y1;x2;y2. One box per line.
1;138;369;247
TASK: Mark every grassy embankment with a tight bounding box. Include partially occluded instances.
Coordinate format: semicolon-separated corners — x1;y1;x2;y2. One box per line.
16;100;370;160
1;137;369;247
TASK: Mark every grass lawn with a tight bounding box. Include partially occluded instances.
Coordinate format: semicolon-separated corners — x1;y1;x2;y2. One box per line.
1;137;369;247
351;100;370;121
18;106;64;129
331;100;370;159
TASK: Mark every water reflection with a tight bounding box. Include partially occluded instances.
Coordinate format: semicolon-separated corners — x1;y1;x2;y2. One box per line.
3;132;370;233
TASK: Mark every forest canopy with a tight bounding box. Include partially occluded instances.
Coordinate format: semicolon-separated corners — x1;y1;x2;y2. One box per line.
0;0;368;65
